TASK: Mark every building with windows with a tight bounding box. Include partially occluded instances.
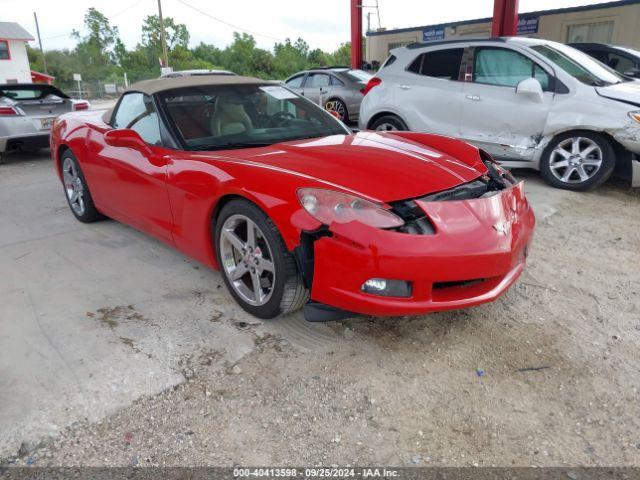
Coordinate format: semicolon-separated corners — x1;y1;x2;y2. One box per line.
0;22;35;84
365;0;640;65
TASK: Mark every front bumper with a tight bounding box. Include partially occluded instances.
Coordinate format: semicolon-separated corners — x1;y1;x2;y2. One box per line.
308;182;535;317
632;158;640;188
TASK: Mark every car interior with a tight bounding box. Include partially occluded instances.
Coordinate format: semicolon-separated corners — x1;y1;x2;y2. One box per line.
159;85;347;150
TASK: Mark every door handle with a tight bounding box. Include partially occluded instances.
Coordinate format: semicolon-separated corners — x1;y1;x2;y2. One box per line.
399;84;411;90
465;94;481;101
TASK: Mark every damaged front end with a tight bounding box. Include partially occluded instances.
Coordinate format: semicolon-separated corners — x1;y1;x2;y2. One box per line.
293;154;533;322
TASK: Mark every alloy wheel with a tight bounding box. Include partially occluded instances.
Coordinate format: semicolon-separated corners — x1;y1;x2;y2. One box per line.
62;157;85;216
219;214;276;306
549;137;603;184
375;122;399;131
325;100;346;121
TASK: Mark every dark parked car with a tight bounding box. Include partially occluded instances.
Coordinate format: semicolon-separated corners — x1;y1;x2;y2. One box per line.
283;67;372;123
569;43;640;78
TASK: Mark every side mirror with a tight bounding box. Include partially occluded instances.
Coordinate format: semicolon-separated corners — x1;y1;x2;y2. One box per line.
516;77;544;103
104;129;152;155
624;67;640;78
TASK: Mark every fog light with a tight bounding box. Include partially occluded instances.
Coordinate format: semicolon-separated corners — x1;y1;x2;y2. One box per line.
361;278;412;297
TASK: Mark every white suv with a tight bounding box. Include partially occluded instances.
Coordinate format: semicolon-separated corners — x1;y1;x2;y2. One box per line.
359;37;640;191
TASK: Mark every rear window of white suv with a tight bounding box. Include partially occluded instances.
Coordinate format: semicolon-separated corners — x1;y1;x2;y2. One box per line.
407;48;464;80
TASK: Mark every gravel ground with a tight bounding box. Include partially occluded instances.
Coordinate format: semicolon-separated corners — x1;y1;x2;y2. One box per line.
4;175;640;467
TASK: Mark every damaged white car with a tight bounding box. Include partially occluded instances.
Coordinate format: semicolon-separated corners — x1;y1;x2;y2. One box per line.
359;37;640;191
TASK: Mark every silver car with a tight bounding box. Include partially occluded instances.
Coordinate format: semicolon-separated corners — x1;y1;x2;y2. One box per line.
0;83;88;162
284;67;372;122
160;69;236;78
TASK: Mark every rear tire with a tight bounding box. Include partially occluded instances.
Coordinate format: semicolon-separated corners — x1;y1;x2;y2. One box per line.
540;131;615;191
214;199;308;319
370;114;408;131
325;98;348;122
60;150;103;223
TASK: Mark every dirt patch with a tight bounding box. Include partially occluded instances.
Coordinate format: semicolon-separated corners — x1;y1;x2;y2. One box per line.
90;305;158;330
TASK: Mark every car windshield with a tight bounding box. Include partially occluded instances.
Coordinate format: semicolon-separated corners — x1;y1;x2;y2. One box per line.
158;84;349;151
0;85;68;100
531;44;626;86
617;46;640;58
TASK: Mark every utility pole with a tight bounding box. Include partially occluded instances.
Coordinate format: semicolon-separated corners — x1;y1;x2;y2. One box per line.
33;12;48;75
157;0;169;68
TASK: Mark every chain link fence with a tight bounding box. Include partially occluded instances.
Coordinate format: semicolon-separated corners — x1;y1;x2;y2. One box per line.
66;80;128;101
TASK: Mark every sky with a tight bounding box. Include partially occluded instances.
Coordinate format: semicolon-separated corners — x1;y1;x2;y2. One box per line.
3;0;616;52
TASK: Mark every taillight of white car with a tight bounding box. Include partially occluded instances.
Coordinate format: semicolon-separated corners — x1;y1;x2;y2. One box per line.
0;105;20;115
362;77;382;96
72;100;90;111
297;187;404;229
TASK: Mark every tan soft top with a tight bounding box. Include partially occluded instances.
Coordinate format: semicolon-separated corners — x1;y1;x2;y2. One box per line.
101;75;276;123
125;75;274;95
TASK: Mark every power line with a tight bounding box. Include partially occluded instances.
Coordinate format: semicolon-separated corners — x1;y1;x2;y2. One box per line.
174;0;285;42
111;0;146;18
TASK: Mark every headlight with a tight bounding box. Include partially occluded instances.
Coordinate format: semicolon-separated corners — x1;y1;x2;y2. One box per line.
297;188;404;229
629;111;640;124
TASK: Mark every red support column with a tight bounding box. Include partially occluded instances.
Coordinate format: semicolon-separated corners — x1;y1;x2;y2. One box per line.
492;0;519;37
491;0;506;37
502;0;520;36
350;0;362;69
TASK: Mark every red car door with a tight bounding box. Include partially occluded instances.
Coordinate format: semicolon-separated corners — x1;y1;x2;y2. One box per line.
97;92;174;245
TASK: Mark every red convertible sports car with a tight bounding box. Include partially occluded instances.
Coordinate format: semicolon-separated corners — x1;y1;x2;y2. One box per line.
51;76;535;321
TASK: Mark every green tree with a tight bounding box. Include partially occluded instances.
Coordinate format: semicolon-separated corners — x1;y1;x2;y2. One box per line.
330;42;351;66
141;15;189;54
72;8;120;80
272;38;310;79
219;33;273;77
192;42;223;66
30;7;357;94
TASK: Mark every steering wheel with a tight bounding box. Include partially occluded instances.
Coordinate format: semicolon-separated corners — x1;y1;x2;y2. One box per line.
266;111;295;128
201;101;216;119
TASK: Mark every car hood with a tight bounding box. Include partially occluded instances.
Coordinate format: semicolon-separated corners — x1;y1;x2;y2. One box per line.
219;132;483;203
596;81;640;107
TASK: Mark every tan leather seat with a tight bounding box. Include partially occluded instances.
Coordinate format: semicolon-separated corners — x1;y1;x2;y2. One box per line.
210;97;253;136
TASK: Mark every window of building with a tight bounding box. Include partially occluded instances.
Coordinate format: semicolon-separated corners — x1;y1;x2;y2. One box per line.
474;47;550;90
566;21;614;44
113;92;162;145
0;40;10;60
387;41;413;55
407;48;464;80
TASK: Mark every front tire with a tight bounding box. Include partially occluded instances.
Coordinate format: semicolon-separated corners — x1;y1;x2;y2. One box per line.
60;150;103;223
214;199;308;319
370;114;408;132
540;132;615;191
